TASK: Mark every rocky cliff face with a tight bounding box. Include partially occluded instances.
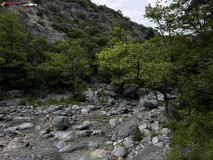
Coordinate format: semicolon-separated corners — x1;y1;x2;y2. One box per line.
5;0;156;43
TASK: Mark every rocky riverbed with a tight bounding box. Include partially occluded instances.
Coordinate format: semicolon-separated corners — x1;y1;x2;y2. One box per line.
0;86;173;160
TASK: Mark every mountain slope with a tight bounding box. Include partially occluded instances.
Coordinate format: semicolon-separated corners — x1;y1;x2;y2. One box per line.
4;0;156;42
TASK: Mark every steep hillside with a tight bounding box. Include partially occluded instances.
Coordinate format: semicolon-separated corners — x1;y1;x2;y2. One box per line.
3;0;156;42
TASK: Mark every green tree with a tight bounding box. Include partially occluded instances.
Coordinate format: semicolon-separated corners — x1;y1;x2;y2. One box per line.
0;12;29;89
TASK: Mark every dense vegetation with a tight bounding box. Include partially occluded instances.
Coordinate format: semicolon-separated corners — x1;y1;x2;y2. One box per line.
0;0;213;159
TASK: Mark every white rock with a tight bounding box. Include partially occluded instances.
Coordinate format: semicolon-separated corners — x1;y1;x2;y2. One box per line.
109;119;118;127
154;142;164;147
81;109;89;114
160;128;170;135
106;141;113;145
18;123;33;130
152;136;159;144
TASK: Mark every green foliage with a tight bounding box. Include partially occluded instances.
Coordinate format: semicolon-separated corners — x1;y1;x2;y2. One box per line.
38;20;45;27
133;127;142;141
46;97;60;105
47;3;60;12
167;111;213;160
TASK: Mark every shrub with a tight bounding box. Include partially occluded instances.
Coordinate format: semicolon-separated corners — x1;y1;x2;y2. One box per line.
38;20;45;27
133;127;142;141
73;92;86;102
46;97;59;105
167;111;213;160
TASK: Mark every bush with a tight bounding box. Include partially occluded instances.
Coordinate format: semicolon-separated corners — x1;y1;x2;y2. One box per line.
47;3;60;12
38;20;45;27
52;22;69;33
167;111;213;160
133;127;142;141
74;92;86;102
46;97;59;105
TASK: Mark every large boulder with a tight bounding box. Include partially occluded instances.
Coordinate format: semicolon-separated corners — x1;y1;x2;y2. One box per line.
53;116;69;130
112;120;137;140
140;99;158;109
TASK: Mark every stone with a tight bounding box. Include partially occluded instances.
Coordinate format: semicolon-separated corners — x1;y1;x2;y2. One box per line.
55;141;66;149
71;105;80;111
123;138;134;147
46;105;63;114
154;142;164;147
89;142;99;148
109;119;118;127
112;121;137;140
152;136;159;144
92;130;104;136
160;128;170;135
151;122;160;132
112;147;128;158
139;129;151;137
141;136;151;143
76;130;91;137
138;123;148;130
140;100;158;109
81;108;90;114
53;116;69;130
54;131;74;140
42;133;54;138
18;123;33;130
90;149;109;160
77;121;91;130
59;144;77;153
106;141;113;145
39;128;51;135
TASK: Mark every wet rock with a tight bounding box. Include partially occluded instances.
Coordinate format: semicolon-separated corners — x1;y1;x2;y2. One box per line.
112;147;128;158
76;130;91;137
77;121;91;130
53;116;69;130
59;144;77;153
89;142;99;148
55;141;66;149
18;123;33;130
